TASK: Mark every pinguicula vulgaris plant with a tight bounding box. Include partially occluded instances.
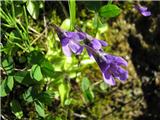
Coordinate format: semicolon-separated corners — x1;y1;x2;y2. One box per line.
52;24;128;86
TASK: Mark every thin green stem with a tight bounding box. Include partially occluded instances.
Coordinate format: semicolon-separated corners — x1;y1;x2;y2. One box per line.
69;0;76;31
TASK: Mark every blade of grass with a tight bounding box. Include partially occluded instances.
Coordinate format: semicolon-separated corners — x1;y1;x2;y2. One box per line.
5;35;28;52
23;5;29;28
11;0;15;19
0;8;13;26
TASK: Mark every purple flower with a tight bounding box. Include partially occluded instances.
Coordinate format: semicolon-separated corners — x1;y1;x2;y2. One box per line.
86;46;128;85
88;38;108;50
60;32;85;57
135;5;151;17
53;24;128;86
96;54;128;85
52;24;85;57
83;34;108;58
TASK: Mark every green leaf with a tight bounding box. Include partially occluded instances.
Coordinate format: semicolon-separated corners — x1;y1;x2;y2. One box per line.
41;60;54;78
37;91;54;105
30;64;43;81
60;19;71;31
84;88;94;102
81;77;94;103
34;100;45;118
27;0;40;19
28;50;44;65
2;57;14;74
0;76;14;97
99;4;121;18
0;80;7;97
14;71;28;84
81;77;90;91
58;82;70;106
7;76;14;90
23;87;38;102
14;71;39;86
10;100;23;119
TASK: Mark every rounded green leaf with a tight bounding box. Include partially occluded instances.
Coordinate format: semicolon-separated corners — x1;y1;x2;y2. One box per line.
81;77;94;102
14;71;28;84
34;100;45;118
41;60;54;78
7;76;14;90
0;76;14;97
27;0;40;19
58;82;70;106
37;91;54;105
30;64;43;81
2;57;14;74
99;4;121;18
23;87;38;103
15;71;38;86
81;77;90;92
60;19;71;31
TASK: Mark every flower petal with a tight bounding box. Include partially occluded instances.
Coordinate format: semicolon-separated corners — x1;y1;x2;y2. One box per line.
69;41;83;54
76;46;84;55
115;56;128;66
102;71;115;86
61;38;69;46
141;11;151;16
62;45;72;57
95;56;109;72
138;6;148;11
66;32;85;41
77;32;86;40
99;40;108;47
134;5;151;17
104;54;114;64
114;67;128;81
91;39;102;50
